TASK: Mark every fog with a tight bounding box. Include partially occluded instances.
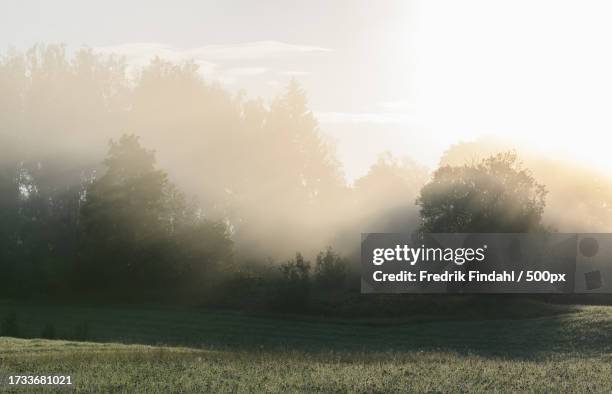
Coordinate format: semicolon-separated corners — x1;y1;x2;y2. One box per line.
440;139;612;234
1;45;611;264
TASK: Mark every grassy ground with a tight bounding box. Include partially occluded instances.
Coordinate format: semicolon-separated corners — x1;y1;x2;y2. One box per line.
2;337;612;393
1;301;612;392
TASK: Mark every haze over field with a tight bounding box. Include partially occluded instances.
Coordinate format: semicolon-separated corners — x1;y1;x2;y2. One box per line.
2;0;612;265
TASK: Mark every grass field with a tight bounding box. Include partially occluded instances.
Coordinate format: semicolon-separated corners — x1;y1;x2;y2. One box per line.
1;301;612;392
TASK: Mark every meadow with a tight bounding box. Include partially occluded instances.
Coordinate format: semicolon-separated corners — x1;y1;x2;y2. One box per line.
1;300;612;392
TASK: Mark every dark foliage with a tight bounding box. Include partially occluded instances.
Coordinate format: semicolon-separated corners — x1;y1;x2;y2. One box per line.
41;323;56;339
273;253;312;312
73;321;90;341
417;152;547;234
314;247;347;290
1;311;20;337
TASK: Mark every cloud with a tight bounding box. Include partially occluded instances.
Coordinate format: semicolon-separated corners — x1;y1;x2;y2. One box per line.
316;111;415;125
95;43;218;75
225;67;268;77
94;41;329;87
95;41;329;64
316;100;419;126
183;41;331;61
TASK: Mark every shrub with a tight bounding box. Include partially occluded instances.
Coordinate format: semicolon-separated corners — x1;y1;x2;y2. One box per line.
273;253;311;312
314;247;347;290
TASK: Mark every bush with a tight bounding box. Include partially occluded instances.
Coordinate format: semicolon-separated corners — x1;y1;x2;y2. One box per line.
273;253;311;312
314;247;347;290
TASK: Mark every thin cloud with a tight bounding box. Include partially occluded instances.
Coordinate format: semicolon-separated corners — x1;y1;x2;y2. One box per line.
95;43;218;75
95;41;330;63
184;41;331;60
225;67;268;77
316;111;415;125
94;41;329;86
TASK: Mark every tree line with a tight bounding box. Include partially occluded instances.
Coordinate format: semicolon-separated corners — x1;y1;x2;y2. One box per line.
0;44;556;312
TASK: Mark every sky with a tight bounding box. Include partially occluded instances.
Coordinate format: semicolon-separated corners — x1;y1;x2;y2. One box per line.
3;0;612;181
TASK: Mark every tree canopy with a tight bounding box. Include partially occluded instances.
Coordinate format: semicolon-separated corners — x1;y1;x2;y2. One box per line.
417;152;547;233
79;134;232;297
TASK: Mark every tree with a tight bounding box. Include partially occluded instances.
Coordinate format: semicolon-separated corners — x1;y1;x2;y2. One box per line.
78;134;233;297
79;134;172;288
128;57;239;215
0;45;128;297
275;253;311;311
353;152;428;233
416;152;547;233
231;79;346;259
440;139;612;233
314;247;347;290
